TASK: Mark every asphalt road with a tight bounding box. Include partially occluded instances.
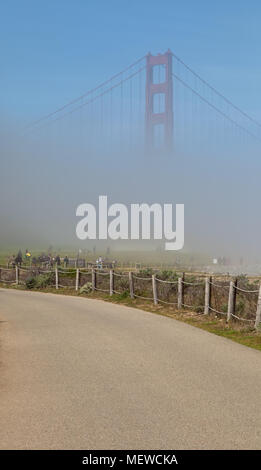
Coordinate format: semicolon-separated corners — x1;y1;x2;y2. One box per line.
0;288;261;449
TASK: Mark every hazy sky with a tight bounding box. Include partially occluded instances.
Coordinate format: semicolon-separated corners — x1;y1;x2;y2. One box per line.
1;0;261;262
1;0;261;121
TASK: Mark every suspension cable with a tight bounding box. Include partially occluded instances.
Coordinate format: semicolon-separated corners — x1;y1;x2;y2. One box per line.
171;52;261;130
172;73;261;142
25;55;146;131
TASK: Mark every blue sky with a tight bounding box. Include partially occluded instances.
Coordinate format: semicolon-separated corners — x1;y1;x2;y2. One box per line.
1;0;261;257
1;0;261;123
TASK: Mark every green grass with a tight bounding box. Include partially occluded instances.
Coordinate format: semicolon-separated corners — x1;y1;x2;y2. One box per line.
184;317;261;351
107;295;261;351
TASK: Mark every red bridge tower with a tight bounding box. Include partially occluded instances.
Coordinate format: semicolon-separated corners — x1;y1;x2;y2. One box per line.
145;50;173;151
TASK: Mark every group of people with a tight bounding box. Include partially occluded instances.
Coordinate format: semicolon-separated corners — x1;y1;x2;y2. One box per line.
6;251;69;268
6;251;116;270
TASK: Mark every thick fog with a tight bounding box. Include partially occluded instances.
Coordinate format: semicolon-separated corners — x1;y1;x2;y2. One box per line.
1;108;261;266
1;1;261;268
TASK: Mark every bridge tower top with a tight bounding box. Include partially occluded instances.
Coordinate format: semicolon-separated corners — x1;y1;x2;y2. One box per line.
145;49;173;152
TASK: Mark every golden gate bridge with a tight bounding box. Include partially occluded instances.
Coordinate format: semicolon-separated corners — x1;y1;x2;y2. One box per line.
25;49;261;157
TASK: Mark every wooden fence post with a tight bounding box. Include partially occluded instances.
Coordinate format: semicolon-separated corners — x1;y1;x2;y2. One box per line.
152;275;158;305
110;269;114;296
255;284;261;330
15;265;19;285
129;271;134;299
92;268;96;293
227;278;237;321
55;267;59;290
204;276;212;315
178;276;184;309
75;268;79;291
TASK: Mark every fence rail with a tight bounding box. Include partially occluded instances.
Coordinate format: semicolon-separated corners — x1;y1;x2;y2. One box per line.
0;266;261;330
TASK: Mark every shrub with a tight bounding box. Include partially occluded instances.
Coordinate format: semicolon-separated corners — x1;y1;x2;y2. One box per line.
26;277;37;289
114;291;129;300
157;270;179;281
79;282;92;294
138;268;153;277
236;300;245;315
35;273;54;288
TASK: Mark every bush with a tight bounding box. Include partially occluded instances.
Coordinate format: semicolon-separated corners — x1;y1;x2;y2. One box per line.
26;277;37;289
236;300;245;315
157;270;179;281
79;282;92;294
138;268;153;277
35;273;54;288
114;291;129;300
25;272;54;289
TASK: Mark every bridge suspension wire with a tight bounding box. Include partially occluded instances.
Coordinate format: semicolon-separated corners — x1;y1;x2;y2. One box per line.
172;72;261;142
171;52;261;130
25;55;146;131
26;66;146;134
23;50;261;153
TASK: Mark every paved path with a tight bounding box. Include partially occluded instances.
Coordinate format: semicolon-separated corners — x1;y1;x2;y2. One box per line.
0;288;261;449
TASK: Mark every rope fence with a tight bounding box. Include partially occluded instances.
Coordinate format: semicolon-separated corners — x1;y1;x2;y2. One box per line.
0;266;261;329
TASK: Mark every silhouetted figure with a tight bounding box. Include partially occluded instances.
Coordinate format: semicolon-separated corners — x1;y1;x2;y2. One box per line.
55;255;61;266
15;250;23;266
